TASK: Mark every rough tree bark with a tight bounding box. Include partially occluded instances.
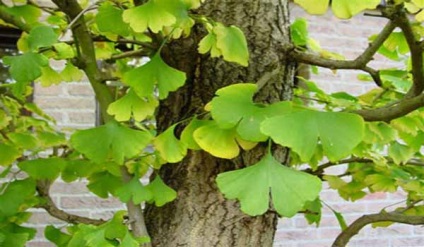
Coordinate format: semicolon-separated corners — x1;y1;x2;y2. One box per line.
144;0;295;246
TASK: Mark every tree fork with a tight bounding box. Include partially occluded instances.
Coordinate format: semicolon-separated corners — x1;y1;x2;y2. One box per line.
144;0;296;246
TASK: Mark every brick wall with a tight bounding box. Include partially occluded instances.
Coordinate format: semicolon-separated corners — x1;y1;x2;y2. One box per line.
26;5;424;247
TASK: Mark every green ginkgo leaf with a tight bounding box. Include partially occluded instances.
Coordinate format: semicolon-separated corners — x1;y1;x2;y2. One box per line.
193;121;240;159
123;54;186;99
210;83;292;142
294;0;380;19
115;177;153;204
365;174;397;192
3;52;48;82
96;2;130;37
216;152;321;216
332;0;380;19
154;124;187;163
18;158;66;180
388;142;415;165
261;110;364;162
70;121;152;164
7;132;38;150
214;23;249;66
180;117;209;150
198;23;249;66
198;32;222;57
146;176;177;206
27;25;58;51
0;143;21;166
87;172;123;198
123;0;176;33
37;66;63;87
61;62;84;82
107;89;158;122
0;178;36;218
293;0;329;15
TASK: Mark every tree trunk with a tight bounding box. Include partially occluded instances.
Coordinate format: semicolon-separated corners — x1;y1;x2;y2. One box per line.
144;1;295;246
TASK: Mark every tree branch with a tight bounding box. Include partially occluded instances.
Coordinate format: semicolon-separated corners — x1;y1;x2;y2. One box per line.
52;0;114;123
289;20;396;87
35;180;105;225
394;11;424;97
0;5;32;32
53;1;151;244
304;157;424;177
120;167;151;245
332;211;424;247
353;93;424;121
108;49;151;62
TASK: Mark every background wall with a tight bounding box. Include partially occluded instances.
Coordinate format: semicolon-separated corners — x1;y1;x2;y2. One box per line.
27;5;424;247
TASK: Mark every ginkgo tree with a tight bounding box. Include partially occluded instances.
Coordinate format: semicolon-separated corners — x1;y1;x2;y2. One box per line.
1;0;424;246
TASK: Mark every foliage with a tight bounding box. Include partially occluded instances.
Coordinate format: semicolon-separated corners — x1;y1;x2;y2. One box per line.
1;0;424;246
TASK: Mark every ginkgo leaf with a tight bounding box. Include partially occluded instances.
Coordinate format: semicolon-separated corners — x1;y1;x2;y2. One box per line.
146;176;177;206
7;132;38;150
70;121;152;164
123;54;186;99
214;23;249;66
365;174;397;192
293;0;329;15
0;143;21;166
18;158;66;180
210;83;292;142
0;110;10;129
198;23;249;66
107;89;158;122
194;121;239;159
3;52;48;82
53;43;75;59
120;232;140;247
0;178;36;218
37;66;62;87
332;0;380;19
154;124;187;163
123;0;176;33
36;131;66;148
291;18;309;47
96;2;130;37
115;177;153;204
261;110;364;162
198;32;222;57
87;171;123;198
211;83;257;129
27;25;58;51
45;225;72;247
294;0;380;19
216;152;321;216
61;62;84;82
388;142;415;165
180;117;208;150
159;0;194;37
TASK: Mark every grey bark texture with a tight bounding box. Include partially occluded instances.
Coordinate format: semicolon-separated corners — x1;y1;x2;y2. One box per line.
144;0;295;246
